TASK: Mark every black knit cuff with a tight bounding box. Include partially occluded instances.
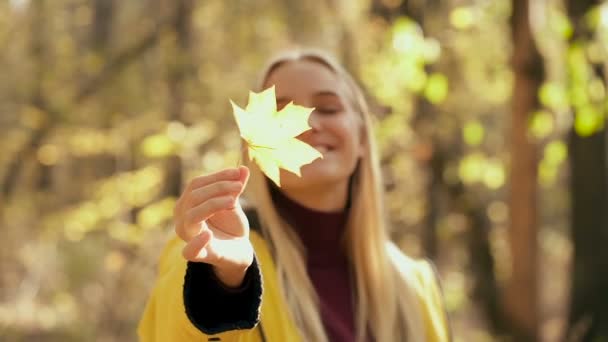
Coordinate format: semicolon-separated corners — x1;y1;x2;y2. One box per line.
183;256;262;335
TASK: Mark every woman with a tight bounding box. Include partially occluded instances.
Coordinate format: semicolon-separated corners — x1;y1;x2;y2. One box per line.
138;49;451;342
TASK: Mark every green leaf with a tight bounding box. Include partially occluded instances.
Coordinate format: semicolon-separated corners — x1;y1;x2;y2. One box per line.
588;78;606;102
140;134;176;158
450;7;475;30
529;110;554;139
545;140;567;165
424;73;449;104
483;159;505;189
574;106;604;137
539;159;558;188
550;9;573;39
463;120;484;146
458;153;485;184
539;82;568;110
392;17;423;54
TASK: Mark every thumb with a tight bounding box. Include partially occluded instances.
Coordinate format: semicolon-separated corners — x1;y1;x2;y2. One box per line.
182;229;213;262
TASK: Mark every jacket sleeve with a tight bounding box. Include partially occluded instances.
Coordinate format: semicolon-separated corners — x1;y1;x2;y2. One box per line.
137;236;262;342
184;258;262;334
417;260;453;342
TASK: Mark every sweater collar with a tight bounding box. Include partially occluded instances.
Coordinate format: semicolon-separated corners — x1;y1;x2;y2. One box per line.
269;184;349;264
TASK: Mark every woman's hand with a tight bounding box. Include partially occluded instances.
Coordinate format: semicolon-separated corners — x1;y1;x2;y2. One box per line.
174;166;253;288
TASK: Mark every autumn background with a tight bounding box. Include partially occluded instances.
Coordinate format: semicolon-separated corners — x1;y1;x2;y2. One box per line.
1;0;607;341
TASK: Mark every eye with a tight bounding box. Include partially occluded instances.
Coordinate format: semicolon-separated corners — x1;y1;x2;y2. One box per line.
316;107;339;115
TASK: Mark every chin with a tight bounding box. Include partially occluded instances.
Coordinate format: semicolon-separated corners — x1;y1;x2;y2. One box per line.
280;165;348;189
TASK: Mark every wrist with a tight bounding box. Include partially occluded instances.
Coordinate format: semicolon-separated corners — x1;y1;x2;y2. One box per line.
212;258;253;288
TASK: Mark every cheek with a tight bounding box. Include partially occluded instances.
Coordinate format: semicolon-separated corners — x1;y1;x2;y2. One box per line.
340;119;363;153
335;126;363;161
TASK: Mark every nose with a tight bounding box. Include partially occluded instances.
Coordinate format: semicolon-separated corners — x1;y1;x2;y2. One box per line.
297;112;320;141
308;111;322;131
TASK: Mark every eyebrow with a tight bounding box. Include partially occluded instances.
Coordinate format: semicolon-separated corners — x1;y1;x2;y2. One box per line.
276;91;340;104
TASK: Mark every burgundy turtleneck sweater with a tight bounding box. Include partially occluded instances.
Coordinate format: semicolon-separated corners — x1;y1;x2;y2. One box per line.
271;188;356;342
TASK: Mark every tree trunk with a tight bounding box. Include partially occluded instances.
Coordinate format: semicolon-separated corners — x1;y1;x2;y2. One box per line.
370;0;444;261
422;144;441;259
91;0;117;177
164;0;194;197
91;0;115;53
370;1;507;335
507;0;544;340
567;130;608;341
565;0;608;340
445;179;505;334
2;2;169;199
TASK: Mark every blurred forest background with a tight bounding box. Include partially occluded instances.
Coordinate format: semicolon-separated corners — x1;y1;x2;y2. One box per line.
1;0;607;341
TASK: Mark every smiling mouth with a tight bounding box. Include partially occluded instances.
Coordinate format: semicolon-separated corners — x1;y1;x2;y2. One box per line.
312;145;333;153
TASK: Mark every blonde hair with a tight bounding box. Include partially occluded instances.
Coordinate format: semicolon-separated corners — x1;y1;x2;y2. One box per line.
243;48;425;342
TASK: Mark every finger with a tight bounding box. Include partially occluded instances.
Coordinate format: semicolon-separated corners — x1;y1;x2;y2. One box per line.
175;168;241;221
173;166;243;216
237;166;250;195
185;181;243;210
185;168;241;194
182;229;213;262
175;218;204;242
184;195;236;231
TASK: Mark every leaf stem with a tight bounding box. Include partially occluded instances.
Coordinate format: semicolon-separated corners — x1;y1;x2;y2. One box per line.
248;144;275;150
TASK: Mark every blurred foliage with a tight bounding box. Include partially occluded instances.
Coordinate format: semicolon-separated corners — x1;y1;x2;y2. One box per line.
0;0;605;341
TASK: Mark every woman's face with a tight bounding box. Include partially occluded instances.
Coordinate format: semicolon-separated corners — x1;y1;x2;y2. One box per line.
263;59;365;191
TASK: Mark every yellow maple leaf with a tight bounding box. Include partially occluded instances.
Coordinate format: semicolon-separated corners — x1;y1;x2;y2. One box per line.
230;86;323;186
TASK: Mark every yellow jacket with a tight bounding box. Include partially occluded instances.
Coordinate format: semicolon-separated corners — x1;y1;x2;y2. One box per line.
138;231;451;341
